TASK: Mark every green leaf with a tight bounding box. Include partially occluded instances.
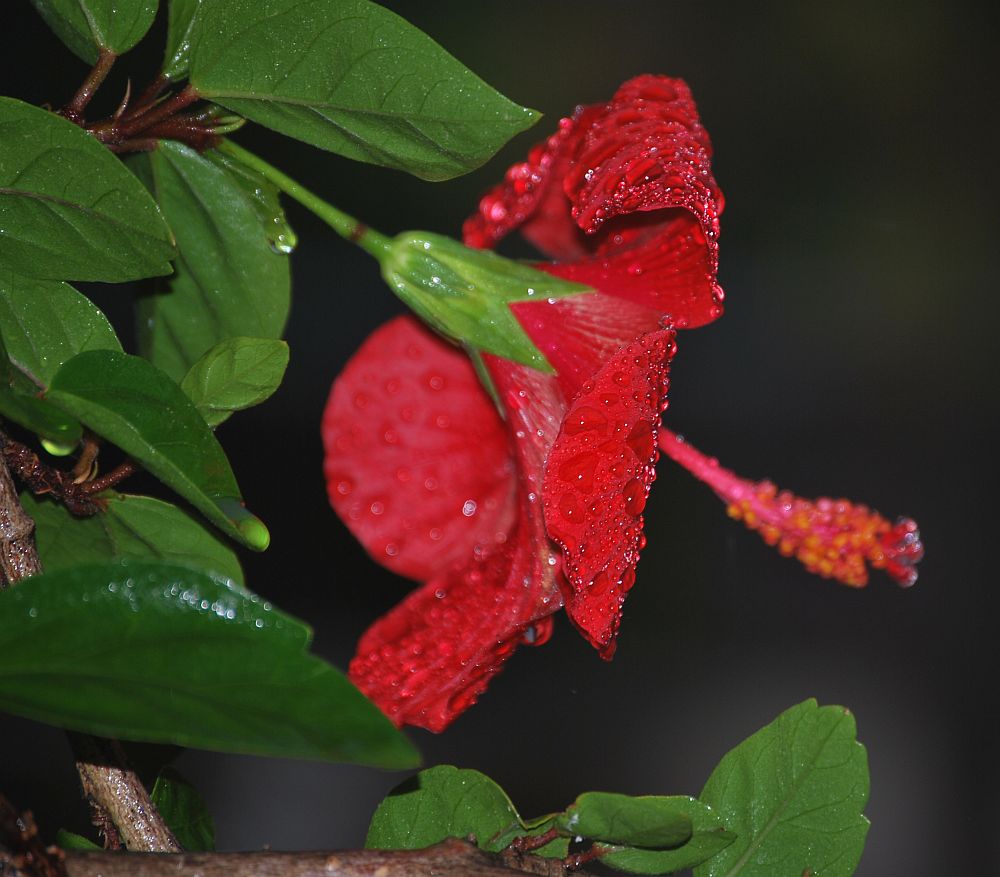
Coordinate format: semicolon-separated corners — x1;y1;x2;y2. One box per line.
163;0;203;80
188;0;539;181
134;141;290;380
0;271;121;389
557;793;693;849
0;390;82;444
31;0;158;63
24;492;244;585
151;767;215;851
56;830;101;851
181;338;289;427
694;700;870;877
367;766;566;857
0;559;419;768
597;798;736;874
46;350;268;550
0;98;174;282
382;231;591;370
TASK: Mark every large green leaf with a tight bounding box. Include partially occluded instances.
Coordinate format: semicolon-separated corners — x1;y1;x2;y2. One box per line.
694;700;870;877
181;337;289;427
0;98;174;282
31;0;158;63
0;271;121;389
46;350;267;550
0;390;81;444
163;0;203;80
188;0;539;181
0;560;418;768
134;141;290;380
367;766;565;857
24;492;243;585
151;767;215;851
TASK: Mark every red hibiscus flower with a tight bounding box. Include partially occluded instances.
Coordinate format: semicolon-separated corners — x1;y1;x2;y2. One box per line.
322;76;921;732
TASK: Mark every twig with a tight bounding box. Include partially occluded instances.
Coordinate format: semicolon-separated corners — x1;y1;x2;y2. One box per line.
0;455;178;853
1;838;583;877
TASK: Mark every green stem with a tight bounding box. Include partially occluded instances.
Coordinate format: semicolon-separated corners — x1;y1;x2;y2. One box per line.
216;140;391;259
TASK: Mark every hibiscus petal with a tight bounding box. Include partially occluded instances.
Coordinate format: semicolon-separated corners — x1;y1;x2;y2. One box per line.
349;358;565;732
322;316;517;582
543;328;677;658
463;75;724;328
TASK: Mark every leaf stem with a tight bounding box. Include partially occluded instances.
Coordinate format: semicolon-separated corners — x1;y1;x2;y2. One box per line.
216;140;392;259
62;49;117;122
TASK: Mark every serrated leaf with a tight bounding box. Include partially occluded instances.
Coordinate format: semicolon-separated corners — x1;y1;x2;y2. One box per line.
0;559;419;768
133;141;290;381
151;767;215;851
557;793;693;849
24;492;243;584
367;766;566;858
188;0;539;181
181;337;289;427
31;0;158;63
0;98;174;282
0;271;121;388
597;798;735;874
163;0;203;80
56;830;100;851
46;350;268;550
694;700;870;877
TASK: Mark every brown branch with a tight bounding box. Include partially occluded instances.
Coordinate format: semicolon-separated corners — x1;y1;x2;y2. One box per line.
1;839;580;877
0;455;177;853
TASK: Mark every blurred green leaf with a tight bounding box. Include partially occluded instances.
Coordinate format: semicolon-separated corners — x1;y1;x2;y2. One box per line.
47;350;267;550
56;830;100;850
597;798;735;874
31;0;158;63
134;141;290;381
151;766;215;851
181;338;289;427
24;492;243;584
163;0;202;80
0;559;419;768
557;792;692;849
188;0;539;180
694;700;869;877
0;98;173;282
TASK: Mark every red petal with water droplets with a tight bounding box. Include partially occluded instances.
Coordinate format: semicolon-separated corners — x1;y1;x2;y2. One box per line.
348;357;564;732
463;75;724;328
322;317;517;582
543;329;676;657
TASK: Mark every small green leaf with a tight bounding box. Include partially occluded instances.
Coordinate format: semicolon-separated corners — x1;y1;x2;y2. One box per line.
557;793;693;849
0;271;121;389
0;390;82;444
31;0;158;63
0;98;174;282
181;338;289;427
151;767;215;851
597;798;735;874
134;141;290;380
694;700;870;877
366;765;569;857
24;492;244;585
0;559;418;768
382;231;591;369
163;0;203;80
189;0;539;181
56;830;101;850
46;350;266;550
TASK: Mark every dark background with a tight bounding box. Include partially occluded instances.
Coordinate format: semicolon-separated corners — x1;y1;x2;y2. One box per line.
2;1;997;873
